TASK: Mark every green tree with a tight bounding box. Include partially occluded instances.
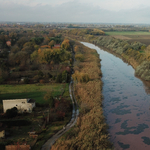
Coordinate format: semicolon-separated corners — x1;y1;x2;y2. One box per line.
31;37;44;45
44;91;54;108
56;73;62;83
62;70;67;83
30;50;38;62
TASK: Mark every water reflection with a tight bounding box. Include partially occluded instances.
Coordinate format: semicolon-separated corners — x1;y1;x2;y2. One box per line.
81;42;150;150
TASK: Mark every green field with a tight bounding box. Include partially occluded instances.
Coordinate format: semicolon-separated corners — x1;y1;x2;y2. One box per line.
105;31;150;36
0;83;69;104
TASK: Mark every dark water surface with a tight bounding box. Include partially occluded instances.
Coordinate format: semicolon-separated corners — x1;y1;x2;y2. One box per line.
81;42;150;150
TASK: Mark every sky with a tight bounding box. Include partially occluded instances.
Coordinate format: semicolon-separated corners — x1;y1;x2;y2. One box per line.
0;0;150;24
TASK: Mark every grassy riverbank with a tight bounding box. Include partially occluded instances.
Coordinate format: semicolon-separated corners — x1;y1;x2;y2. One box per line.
51;42;113;150
93;36;150;81
61;28;150;81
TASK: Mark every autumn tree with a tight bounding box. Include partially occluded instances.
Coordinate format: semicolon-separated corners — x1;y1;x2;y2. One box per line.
49;32;55;37
22;42;35;54
48;40;55;48
42;36;50;45
11;45;20;53
9;32;19;46
0;35;9;48
30;50;38;63
61;39;71;51
17;37;28;49
14;51;29;66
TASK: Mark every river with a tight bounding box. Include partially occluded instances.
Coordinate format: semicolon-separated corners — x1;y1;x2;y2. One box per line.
81;42;150;150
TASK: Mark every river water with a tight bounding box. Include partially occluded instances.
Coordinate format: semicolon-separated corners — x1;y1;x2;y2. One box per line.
81;42;150;150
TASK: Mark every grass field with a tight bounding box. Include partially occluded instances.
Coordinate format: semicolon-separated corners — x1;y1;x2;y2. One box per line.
105;31;150;36
0;83;69;104
105;31;150;46
0;82;71;150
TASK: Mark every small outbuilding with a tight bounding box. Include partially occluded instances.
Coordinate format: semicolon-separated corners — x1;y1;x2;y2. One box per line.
3;99;36;113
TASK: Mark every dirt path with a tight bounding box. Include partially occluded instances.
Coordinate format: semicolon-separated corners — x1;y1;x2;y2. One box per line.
41;79;79;150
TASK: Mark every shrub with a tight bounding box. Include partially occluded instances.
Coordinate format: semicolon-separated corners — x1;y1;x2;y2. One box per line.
38;70;44;78
32;75;40;82
0;76;4;84
56;73;62;83
6;107;18;118
0;104;3;113
24;78;29;84
39;79;45;83
75;53;84;61
72;71;90;83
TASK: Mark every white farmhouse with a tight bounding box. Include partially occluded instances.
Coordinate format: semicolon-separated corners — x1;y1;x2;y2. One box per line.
2;99;35;113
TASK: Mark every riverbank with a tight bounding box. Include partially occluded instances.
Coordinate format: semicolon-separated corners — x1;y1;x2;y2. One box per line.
81;42;150;150
51;41;113;150
93;36;150;81
64;33;150;81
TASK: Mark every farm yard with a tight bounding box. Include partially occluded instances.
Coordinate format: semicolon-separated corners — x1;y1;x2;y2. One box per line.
0;83;72;150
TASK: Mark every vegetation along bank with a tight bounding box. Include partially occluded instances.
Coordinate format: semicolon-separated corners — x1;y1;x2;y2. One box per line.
61;28;150;81
51;41;113;150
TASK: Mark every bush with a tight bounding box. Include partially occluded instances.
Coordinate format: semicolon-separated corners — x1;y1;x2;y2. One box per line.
72;71;90;83
32;75;40;82
6;107;18;118
56;73;62;83
24;78;29;84
75;53;84;61
39;79;45;83
38;70;44;78
0;76;4;84
0;104;3;113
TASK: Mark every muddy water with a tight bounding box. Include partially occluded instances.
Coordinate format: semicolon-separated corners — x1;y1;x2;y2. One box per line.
81;42;150;150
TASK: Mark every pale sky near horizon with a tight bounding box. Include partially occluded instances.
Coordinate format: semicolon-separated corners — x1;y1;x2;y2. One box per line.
0;0;150;24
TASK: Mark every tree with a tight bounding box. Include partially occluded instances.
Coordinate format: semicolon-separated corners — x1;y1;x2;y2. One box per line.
0;35;9;48
42;36;50;45
31;37;44;45
30;50;38;63
48;40;55;48
14;51;29;66
22;42;35;54
11;45;20;53
49;32;55;37
44;91;54;108
61;39;71;51
62;70;67;83
17;37;28;49
56;73;62;83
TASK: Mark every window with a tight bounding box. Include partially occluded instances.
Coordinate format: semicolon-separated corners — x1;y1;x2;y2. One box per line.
22;102;25;104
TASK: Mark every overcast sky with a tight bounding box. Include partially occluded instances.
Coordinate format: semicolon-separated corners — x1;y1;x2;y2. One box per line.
0;0;150;24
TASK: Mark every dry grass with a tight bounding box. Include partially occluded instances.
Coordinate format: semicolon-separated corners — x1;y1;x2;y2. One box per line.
51;42;113;150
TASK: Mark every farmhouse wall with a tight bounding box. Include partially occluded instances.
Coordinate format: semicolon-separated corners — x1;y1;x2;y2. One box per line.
3;99;35;113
